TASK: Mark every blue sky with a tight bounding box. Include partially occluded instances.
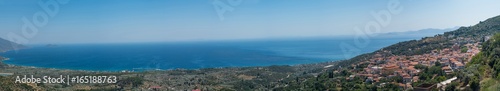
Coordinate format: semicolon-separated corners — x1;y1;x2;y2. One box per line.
1;0;500;44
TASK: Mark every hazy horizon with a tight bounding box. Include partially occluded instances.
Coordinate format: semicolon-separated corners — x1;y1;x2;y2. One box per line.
1;0;500;44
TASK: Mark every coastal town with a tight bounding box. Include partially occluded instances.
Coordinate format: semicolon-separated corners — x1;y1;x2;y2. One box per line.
274;26;498;91
344;42;481;90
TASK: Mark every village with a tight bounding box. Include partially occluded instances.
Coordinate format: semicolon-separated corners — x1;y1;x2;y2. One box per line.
340;41;481;90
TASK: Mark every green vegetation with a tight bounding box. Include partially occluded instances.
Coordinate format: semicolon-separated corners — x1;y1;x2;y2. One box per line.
0;76;35;91
445;16;500;40
465;33;500;91
461;46;468;53
413;64;449;87
117;77;144;88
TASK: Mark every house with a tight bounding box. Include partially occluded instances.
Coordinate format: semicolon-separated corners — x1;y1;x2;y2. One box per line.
442;66;453;74
452;44;460;51
403;76;412;84
397;83;406;90
323;65;334;69
347;75;355;80
437;77;458;90
413;76;419;82
366;77;374;83
383;65;398;75
452;62;464;69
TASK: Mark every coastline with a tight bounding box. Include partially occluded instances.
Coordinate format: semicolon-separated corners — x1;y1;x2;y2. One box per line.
0;35;418;90
0;34;456;91
1;50;343;72
0;36;415;72
0;55;337;90
1;57;340;73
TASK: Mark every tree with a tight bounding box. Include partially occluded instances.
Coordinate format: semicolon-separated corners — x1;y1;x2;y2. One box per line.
461;46;468;53
470;77;480;91
435;61;442;67
328;71;334;78
414;64;427;69
436;76;447;82
445;82;459;91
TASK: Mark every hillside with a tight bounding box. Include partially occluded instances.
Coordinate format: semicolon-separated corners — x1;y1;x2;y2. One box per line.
376;27;459;39
0;38;24;52
466;33;500;91
276;15;500;90
0;38;24;68
337;15;500;67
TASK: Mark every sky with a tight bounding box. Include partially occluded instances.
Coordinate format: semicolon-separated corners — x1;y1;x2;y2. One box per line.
0;0;500;44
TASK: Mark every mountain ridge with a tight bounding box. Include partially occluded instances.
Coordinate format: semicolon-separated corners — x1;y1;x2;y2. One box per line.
0;38;24;52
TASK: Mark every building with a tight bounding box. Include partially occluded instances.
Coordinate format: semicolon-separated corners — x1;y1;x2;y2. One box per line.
403;76;412;84
437;77;458;90
452;62;465;69
442;66;453;74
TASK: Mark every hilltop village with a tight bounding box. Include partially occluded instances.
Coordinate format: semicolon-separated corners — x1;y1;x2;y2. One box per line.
347;42;480;90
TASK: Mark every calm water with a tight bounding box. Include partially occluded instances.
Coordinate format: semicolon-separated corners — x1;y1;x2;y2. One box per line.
1;37;417;71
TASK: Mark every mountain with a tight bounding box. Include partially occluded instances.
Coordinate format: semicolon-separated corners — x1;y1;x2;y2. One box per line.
337;15;500;90
355;15;500;64
0;38;24;52
445;16;500;39
376;27;459;38
277;15;500;90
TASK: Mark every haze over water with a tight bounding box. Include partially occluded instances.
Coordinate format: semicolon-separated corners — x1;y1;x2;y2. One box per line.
1;37;418;71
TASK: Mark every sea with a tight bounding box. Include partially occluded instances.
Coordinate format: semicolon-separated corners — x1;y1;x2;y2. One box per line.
0;36;424;71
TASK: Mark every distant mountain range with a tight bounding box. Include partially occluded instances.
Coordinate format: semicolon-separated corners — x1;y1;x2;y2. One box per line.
376;26;460;38
0;38;24;52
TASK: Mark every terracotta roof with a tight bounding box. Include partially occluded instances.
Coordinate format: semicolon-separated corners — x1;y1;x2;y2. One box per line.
403;75;411;78
442;67;451;70
413;76;419;82
398;83;406;87
407;66;416;71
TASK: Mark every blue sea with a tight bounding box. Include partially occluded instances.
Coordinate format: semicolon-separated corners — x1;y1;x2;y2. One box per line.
1;37;419;71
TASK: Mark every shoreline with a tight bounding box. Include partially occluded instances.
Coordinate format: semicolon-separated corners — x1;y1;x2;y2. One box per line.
0;55;342;72
0;57;333;91
0;37;406;73
0;34;449;91
1;59;340;73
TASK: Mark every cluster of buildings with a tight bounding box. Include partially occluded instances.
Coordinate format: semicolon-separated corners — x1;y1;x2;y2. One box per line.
348;43;480;90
